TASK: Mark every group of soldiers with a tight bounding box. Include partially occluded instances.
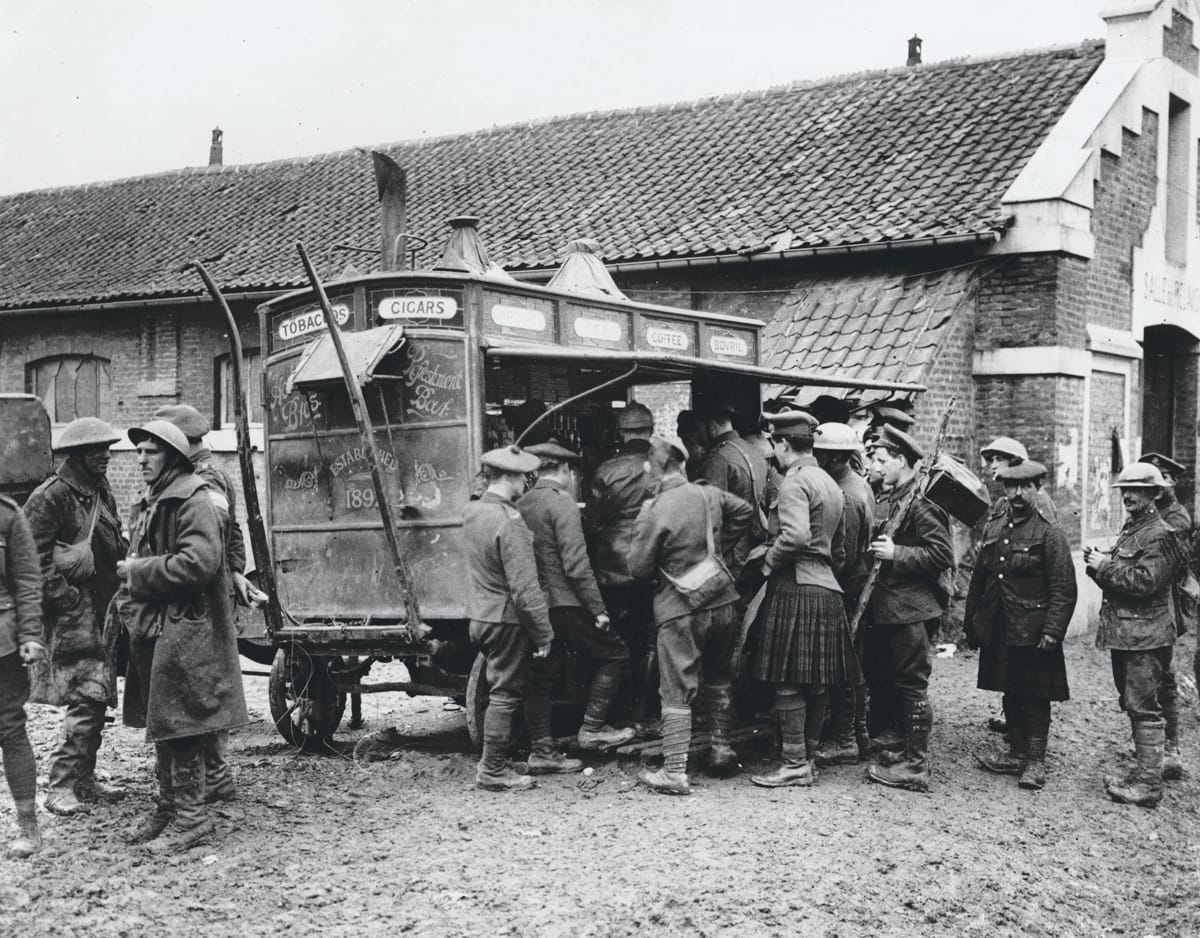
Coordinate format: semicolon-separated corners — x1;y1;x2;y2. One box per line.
464;397;1196;810
0;406;260;859
2;393;1193;859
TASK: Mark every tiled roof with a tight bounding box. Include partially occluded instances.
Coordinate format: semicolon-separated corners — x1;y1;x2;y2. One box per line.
761;263;984;389
0;41;1103;310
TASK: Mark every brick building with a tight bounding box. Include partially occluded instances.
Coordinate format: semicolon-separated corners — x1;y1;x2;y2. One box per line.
1;1;1198;630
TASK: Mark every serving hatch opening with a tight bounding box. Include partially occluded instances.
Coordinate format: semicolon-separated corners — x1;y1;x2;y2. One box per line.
286;324;407;393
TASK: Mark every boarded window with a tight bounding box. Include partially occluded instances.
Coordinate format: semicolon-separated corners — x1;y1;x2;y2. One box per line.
25;355;112;423
216;349;265;428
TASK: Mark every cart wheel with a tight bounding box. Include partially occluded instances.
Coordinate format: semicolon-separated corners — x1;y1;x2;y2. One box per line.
465;651;529;753
465;652;488;751
268;648;347;749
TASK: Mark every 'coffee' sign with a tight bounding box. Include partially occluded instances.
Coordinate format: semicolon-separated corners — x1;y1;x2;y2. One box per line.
278;304;350;341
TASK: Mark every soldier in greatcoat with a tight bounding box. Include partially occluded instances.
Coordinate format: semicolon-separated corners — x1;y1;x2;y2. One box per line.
812;422;875;766
0;497;47;858
1086;462;1184;808
1136;452;1192;780
967;461;1077;790
464;446;555;792
862;426;954;793
118;420;249;851
588;402;659;731
517;441;635;764
749;412;856;789
155;404;265;803
628;435;752;794
24;417;128;816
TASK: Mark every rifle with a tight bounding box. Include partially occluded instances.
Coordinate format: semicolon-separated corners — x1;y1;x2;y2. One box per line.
848;396;956;640
192;261;284;637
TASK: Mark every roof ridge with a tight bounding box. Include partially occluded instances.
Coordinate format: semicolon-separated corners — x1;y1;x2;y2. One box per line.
1;38;1105;201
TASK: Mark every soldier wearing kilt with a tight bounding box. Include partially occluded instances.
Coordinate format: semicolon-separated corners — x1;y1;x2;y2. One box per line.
748;411;856;789
967;460;1077;790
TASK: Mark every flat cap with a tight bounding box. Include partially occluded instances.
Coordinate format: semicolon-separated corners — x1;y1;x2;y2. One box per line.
481;445;540;474
616;401;654;431
874;405;916;430
809;394;851;424
770;409;818;440
1112;462;1165;489
980;436;1028;462
656;434;690;463
869;424;924;462
1138;452;1185;476
525;441;581;463
996;460;1046;483
154;404;211;440
813;422;861;452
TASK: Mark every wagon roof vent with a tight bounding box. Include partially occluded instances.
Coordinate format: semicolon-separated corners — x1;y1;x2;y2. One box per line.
433;215;514;280
545;238;627;300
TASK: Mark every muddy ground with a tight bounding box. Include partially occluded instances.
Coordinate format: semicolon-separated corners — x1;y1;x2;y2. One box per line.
2;637;1198;938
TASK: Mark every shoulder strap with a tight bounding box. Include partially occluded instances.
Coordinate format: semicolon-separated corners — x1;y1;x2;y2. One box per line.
701;486;716;558
79;492;101;545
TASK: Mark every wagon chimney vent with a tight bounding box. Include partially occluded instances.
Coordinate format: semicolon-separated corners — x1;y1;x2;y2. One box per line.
906;35;922;66
371;151;407;271
433;216;514;280
547;238;627;300
208;127;223;166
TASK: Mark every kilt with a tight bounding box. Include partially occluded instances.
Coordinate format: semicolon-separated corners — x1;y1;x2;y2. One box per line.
751;572;860;686
976;607;1069;701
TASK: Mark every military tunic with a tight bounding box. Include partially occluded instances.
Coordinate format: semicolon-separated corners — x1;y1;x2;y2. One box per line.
0;499;43;748
699;430;767;573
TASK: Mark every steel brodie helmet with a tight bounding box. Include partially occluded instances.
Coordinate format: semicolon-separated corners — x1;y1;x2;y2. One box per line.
128;420;194;468
980;436;1028;462
1111;463;1165;489
812;422;860;452
55;417;121;452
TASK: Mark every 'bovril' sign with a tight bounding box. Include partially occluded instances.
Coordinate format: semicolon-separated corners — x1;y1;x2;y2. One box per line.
277;303;351;342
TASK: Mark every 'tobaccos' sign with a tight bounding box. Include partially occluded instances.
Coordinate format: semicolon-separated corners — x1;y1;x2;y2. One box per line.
278;304;351;341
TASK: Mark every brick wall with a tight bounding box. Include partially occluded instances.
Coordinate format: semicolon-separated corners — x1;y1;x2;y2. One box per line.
1086;369;1128;539
1088;109;1160;333
1164;8;1200;75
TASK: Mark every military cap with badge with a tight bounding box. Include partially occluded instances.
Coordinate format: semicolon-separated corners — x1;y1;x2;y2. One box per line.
481;445;541;475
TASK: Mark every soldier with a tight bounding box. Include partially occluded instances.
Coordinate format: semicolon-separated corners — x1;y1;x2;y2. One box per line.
1086;463;1184;808
155;404;265;803
628;435;752;794
862;425;954;793
24;417;128;816
699;402;767;577
464;446;555;792
589;401;659;731
749;412;855;788
675;410;708;481
1137;452;1191;781
967;461;1077;790
118;420;249;851
517;441;635;760
738;413;783;517
0;498;47;858
812;422;876;766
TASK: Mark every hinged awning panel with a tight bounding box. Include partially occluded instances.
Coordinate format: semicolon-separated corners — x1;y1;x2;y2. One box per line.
287;324;406;393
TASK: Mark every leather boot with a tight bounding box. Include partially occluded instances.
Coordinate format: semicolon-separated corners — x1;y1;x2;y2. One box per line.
702;683;739;776
639;707;691;795
751;692;815;787
204;730;237;803
853;682;872;761
1106;719;1165;808
476;695;534;792
577;660;635;750
1161;704;1186;781
1020;734;1047;790
978;696;1026;775
74;704;126;804
527;739;584;775
148;741;214;853
45;708;90;816
816;684;860;767
867;697;931;793
869;728;905;754
7;801;41;860
127;743;175;845
633;647;661;738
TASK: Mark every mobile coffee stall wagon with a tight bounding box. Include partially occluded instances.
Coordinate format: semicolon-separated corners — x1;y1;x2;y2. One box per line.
251;215;925;747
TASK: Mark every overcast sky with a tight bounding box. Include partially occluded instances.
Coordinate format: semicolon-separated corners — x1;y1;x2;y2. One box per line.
2;0;1106;196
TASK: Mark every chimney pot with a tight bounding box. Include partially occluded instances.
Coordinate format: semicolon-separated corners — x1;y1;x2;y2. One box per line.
906;35;922;67
208;127;223;167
